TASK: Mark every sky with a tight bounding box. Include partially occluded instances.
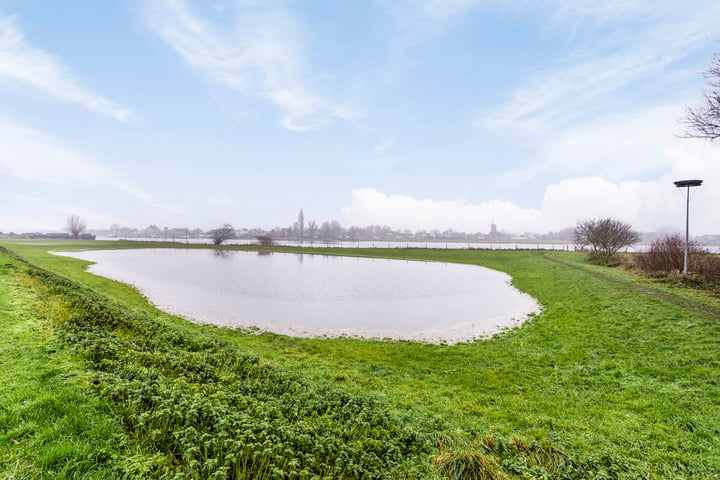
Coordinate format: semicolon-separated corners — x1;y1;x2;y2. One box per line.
1;0;719;235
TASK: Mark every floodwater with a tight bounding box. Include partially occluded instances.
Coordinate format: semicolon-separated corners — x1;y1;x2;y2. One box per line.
55;249;540;343
96;236;582;251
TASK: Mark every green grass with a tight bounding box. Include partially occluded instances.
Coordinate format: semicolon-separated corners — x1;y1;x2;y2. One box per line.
1;239;719;478
0;249;142;479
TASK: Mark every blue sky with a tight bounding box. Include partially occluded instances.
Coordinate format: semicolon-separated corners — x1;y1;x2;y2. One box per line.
1;0;719;235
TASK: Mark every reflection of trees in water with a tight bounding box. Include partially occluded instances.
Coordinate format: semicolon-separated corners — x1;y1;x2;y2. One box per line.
212;250;235;259
257;235;274;246
297;254;303;263
257;251;273;256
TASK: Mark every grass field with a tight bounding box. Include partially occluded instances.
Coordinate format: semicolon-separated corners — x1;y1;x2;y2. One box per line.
1;239;718;479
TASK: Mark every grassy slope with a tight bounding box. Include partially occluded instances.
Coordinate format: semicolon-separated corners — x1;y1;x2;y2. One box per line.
0;248;141;479
2;240;719;478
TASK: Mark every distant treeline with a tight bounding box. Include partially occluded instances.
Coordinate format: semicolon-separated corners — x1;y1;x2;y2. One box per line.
92;222;578;243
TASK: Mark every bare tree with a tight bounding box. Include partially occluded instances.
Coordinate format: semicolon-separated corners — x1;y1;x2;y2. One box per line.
66;214;87;239
682;53;720;141
306;221;317;240
210;223;236;245
319;220;343;240
297;208;304;241
573;218;640;265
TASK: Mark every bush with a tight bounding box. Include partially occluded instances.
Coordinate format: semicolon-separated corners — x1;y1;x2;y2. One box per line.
636;234;720;290
635;234;701;273
257;235;274;246
695;253;720;282
573;218;640;266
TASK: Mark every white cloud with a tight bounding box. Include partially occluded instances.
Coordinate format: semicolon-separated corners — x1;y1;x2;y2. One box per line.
0;116;178;213
0;116;113;184
498;105;682;185
539;177;675;232
342;188;543;233
375;1;718;134
478;3;720;131
342;140;720;235
144;0;359;130
540;1;720;35
0;15;131;121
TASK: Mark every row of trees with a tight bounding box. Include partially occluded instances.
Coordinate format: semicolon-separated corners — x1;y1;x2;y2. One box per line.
96;219;524;243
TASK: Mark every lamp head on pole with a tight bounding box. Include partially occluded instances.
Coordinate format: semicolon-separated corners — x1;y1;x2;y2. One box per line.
674;179;703;188
674;179;702;277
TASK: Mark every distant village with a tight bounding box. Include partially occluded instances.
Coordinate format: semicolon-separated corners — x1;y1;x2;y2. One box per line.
4;220;719;245
1;221;570;243
76;222;569;243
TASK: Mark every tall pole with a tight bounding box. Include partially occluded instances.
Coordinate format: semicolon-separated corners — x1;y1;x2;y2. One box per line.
683;185;690;277
674;179;702;278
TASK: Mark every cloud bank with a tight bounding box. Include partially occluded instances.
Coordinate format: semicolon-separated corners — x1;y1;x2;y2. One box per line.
343;138;720;235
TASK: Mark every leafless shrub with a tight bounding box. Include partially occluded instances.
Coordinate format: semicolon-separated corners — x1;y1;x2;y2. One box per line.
210;224;236;245
636;234;720;288
635;234;705;273
695;253;720;282
256;235;274;246
573;218;640;265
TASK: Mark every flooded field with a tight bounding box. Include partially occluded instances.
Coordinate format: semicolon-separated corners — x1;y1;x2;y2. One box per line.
55;249;540;343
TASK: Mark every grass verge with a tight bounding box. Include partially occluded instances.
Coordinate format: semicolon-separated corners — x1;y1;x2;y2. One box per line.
0;247;141;478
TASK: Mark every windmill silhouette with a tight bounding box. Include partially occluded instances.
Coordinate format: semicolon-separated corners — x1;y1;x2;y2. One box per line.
487;218;500;239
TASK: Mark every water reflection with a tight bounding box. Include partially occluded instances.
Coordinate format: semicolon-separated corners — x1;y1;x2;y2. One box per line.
54;249;540;344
